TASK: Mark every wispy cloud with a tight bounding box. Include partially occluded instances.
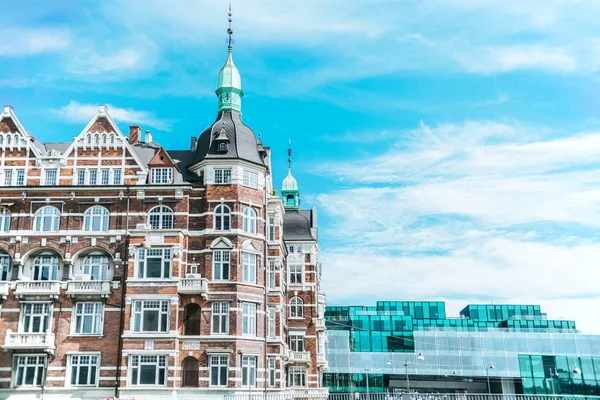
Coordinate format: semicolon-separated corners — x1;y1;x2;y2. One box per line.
0;28;71;56
52;101;172;131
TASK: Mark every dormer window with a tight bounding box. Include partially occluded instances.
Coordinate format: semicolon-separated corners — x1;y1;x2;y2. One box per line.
151;168;172;184
218;142;227;152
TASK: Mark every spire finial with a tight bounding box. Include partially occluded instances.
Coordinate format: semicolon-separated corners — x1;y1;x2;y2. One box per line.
287;139;293;171
227;4;234;51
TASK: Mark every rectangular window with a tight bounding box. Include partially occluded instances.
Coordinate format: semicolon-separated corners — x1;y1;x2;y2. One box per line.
268;358;276;387
89;169;97;185
129;355;167;386
290;335;305;352
14;355;46;387
242;303;256;336
73;302;103;335
288;366;306;387
243;170;258;189
151;168;172;184
22;303;51;333
101;169;110;185
267;260;276;289
211;302;229;334
4;169;12;186
132;300;169;333
242;253;256;283
44;169;57;186
214;168;232;184
268;216;275;241
137;248;171;279
113;169;122;185
69;354;99;386
289;265;303;285
15;169;25;186
77;169;86;185
267;306;276;338
209;355;228;386
241;356;256;387
212;250;230;280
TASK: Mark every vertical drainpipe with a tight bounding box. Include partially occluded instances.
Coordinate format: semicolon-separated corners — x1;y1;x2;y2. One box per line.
114;186;130;398
263;173;269;395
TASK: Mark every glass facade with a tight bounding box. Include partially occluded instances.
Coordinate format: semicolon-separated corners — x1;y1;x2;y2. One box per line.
325;301;599;395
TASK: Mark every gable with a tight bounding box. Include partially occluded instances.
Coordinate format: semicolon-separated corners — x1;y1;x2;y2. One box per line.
149;147;176;167
0;117;18;133
88;117;114;133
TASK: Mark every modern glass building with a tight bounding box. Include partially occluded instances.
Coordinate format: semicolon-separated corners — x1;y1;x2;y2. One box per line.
324;301;600;395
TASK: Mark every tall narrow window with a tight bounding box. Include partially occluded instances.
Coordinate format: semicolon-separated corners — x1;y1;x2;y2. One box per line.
77;169;86;185
132;300;169;333
267;306;276;338
129;355;167;386
182;357;199;387
101;169;110;185
242;253;256;283
0;208;10;232
267;260;276;289
241;356;256;387
243;207;257;233
73;302;103;335
34;206;60;232
290;297;304;318
137;248;171;279
32;255;59;281
113;169;122;184
69;354;99;386
44;169;57;185
15;355;46;387
289;265;303;285
214;205;230;230
210;355;228;386
268;216;275;241
242;303;256;336
243;170;258;189
212;250;230;280
148;206;174;229
15;169;25;186
211;302;229;334
268;358;276;387
89;169;97;185
183;303;201;336
83;206;109;232
4;169;12;186
82;254;109;280
151;168;173;184
214;168;232;184
0;255;10;280
22;303;51;333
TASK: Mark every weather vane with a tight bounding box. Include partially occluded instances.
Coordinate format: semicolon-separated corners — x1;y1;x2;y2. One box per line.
227;4;234;51
287;139;292;170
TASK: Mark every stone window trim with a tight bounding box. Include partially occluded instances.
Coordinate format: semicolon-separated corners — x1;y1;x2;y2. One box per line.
290;296;304;318
213;168;232;185
71;301;104;336
83;205;109;232
0;207;10;232
147;205;174;230
20;301;53;333
128;354;168;386
33;205;60;232
151;167;173;185
65;352;101;387
13;354;47;388
213;204;231;231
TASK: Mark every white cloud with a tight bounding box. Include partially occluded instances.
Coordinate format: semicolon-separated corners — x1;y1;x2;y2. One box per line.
0;28;70;56
52;101;171;131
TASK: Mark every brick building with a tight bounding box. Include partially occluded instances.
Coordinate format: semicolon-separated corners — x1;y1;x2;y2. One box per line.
0;36;327;399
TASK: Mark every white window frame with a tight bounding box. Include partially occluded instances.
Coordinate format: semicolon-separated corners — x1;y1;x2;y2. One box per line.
267;306;276;339
32;254;59;281
0;208;10;232
129;355;168;386
43;169;57;186
83;206;109;232
290;335;305;352
113;169;122;184
0;254;10;281
213;204;230;231
71;302;104;336
214;168;232;184
209;355;229;387
82;254;110;280
243;207;257;233
15;169;25;186
241;356;256;387
14;354;46;387
137;248;172;279
242;252;256;283
268;357;276;387
34;206;60;232
242;303;256;336
89;169;98;185
289;264;303;285
267;260;277;289
151;168;173;184
243;170;258;189
132;300;170;333
268;215;275;241
21;302;52;333
211;302;229;334
100;168;110;185
67;353;100;387
148;206;174;230
76;169;86;185
290;297;304;318
288;366;306;387
212;250;230;280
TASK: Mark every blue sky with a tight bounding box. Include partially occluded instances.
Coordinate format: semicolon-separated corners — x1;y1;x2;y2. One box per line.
3;0;600;332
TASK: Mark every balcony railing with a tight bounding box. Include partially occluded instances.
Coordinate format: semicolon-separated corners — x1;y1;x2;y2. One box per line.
14;281;61;298
66;281;111;297
178;278;209;297
288;351;311;364
0;281;9;298
4;330;56;354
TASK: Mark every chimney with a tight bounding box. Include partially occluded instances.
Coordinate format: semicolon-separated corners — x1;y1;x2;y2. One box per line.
190;137;198;152
129;126;141;144
144;130;153;144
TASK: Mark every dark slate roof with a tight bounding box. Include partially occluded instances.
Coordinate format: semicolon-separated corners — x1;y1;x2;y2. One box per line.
283;209;317;241
193;110;264;166
168;150;203;183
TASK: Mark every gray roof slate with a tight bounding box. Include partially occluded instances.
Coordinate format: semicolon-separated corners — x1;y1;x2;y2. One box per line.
283;209;317;242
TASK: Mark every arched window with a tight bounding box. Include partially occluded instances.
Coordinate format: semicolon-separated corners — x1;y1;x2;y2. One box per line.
182;356;199;387
243;207;257;234
33;254;59;281
148;206;173;229
82;254;110;280
102;134;107;144
6;135;11;145
110;134;115;145
0;136;3;145
0;208;10;232
87;135;92;145
34;206;60;232
214;205;230;231
83;206;109;232
94;135;100;145
183;303;200;336
290;297;304;318
0;253;11;281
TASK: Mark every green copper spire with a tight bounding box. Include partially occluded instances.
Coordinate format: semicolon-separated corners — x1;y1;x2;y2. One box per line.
282;141;300;209
216;5;244;113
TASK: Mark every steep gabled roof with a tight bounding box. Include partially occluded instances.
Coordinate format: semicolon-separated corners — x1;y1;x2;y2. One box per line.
283;209;317;242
